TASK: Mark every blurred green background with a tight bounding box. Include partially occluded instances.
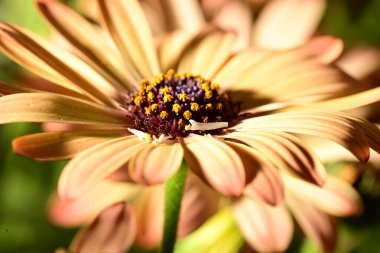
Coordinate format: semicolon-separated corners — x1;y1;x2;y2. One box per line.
1;0;380;252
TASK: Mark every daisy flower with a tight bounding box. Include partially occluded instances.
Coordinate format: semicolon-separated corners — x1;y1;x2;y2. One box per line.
1;0;380;202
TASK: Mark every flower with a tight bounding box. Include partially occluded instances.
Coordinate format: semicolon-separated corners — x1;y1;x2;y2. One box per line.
1;0;380;202
49;172;219;252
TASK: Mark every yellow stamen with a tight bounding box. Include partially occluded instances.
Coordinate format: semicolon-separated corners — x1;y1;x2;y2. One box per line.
183;110;192;120
145;84;153;92
201;83;210;91
205;90;213;99
147;92;155;102
163;94;173;103
185;125;191;131
211;83;220;90
190;103;199;111
160;111;168;119
134;96;143;106
205;103;213;110
216;103;223;110
150;103;158;111
145;107;151;115
172;104;181;114
166;69;176;76
179;93;189;101
202;116;209;123
160;86;171;95
144;133;152;141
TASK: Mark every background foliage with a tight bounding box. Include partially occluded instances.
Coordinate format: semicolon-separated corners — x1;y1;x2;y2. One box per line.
1;0;380;252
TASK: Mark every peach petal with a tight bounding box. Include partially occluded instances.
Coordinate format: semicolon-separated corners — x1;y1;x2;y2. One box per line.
302;36;344;63
128;142;183;185
70;202;136;253
0;81;35;95
37;0;136;89
226;141;284;205
225;131;326;186
97;0;160;79
58;136;147;200
233;197;293;252
184;134;245;197
12;131;120;161
287;195;337;251
252;0;325;49
134;186;164;248
283;173;363;216
234;110;371;162
0;93;127;125
49;180;140;227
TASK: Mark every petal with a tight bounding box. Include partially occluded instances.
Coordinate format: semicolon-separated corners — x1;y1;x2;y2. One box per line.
178;31;236;79
213;0;252;51
234;110;371;162
58;136;147;199
0;93;127;126
183;134;245;197
337;47;380;79
215;49;359;105
0;81;34;95
70;202;136;253
37;0;137;89
225;131;326;185
49;180;140;227
283;173;363;216
128;142;183;185
233;197;293;252
12;131;121;161
301;36;344;63
134;186;164;248
160;0;205;31
287;195;337;251
97;0;160;79
0;22;117;106
226;141;284;205
178;172;219;236
252;0;325;49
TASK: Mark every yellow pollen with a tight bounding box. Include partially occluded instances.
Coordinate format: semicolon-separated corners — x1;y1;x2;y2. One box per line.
163;94;173;103
145;84;153;92
144;133;152;141
183;110;192;120
172;104;181;114
160;86;171;95
197;77;205;83
201;83;210;91
160;111;168;119
145;107;151;115
202;116;209;123
216;103;223;110
166;69;176;76
150;103;158;111
205;103;213;110
190;103;199;111
134;96;143;106
140;79;149;87
205;90;213;99
147;92;155;102
178;119;184;125
185;125;191;131
211;83;220;90
179;93;189;101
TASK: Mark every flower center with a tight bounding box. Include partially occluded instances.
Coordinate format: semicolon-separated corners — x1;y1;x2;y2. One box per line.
123;70;238;138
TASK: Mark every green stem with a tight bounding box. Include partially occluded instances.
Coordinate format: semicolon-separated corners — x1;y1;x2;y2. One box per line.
161;162;189;253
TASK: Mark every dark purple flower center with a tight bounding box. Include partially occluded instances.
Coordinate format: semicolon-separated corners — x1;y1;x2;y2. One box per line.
123;70;238;138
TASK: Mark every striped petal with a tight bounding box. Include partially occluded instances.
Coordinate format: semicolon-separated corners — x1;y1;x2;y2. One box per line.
184;134;245;197
233;110;372;162
0;22;117;106
233;197;293;252
128;142;183;185
97;0;160;79
37;0;137;89
12;131;121;161
59;136;147;199
70;202;136;253
0;93;127;126
283;173;362;216
226;141;284;205
178;31;236;79
49;180;140;227
252;0;325;49
225;131;326;185
287;195;337;251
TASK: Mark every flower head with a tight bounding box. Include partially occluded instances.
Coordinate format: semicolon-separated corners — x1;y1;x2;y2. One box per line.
1;0;380;211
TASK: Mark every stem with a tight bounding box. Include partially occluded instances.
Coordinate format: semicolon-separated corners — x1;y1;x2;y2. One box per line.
161;162;189;253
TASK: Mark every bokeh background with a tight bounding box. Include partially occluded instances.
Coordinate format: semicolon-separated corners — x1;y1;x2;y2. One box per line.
1;0;380;252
